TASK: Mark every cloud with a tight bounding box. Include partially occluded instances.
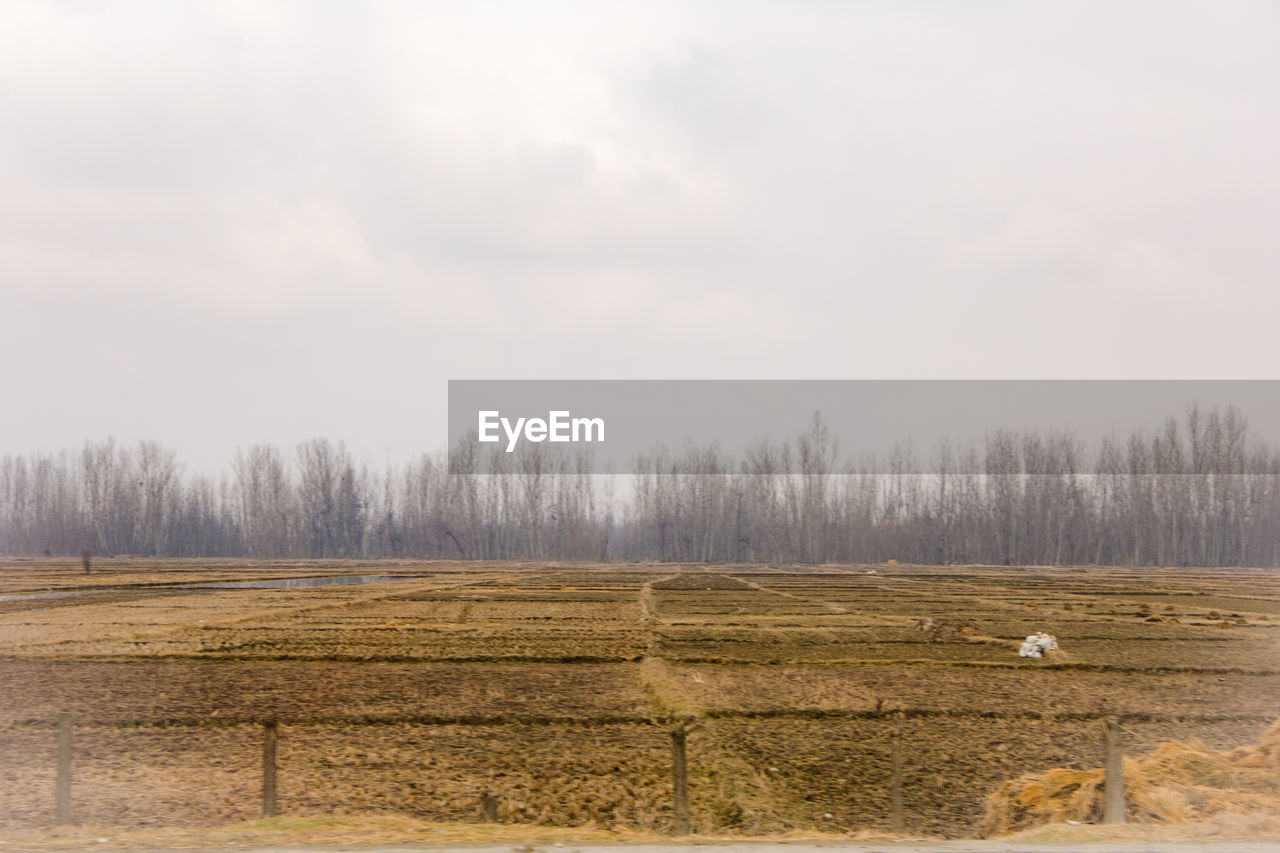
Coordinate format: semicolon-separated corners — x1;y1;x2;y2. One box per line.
0;1;1277;467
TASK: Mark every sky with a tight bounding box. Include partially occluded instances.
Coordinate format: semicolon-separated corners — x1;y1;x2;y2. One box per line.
1;1;1277;473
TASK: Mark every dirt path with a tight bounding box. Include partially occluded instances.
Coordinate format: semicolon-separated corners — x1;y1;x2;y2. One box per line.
637;572;690;714
638;573;682;656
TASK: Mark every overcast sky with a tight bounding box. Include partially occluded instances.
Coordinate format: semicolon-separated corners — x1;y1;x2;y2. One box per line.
2;1;1277;472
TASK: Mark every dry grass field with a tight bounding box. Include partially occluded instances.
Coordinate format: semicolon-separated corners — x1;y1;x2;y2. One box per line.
0;558;1276;838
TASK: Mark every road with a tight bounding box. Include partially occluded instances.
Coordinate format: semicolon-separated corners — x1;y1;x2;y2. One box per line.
94;841;1280;853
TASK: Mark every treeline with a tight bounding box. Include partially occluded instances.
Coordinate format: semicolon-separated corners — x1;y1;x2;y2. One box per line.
1;406;1277;566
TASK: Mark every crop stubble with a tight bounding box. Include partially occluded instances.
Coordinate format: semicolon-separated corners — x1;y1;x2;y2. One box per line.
0;561;1276;836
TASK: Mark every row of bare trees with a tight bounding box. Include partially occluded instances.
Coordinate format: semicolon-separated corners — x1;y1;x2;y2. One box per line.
624;410;1279;567
1;407;1277;566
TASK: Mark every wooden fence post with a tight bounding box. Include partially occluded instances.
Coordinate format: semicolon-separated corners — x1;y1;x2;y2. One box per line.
55;714;72;825
890;710;905;833
480;791;499;823
1103;717;1125;824
671;727;690;835
262;720;279;818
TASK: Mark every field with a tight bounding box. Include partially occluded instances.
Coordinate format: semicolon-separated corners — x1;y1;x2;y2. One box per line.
0;558;1277;838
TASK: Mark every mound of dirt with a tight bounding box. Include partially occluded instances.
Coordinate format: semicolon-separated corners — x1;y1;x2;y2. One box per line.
982;717;1280;836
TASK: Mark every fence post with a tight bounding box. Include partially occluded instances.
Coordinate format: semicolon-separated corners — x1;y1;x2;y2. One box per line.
262;719;278;818
1103;717;1125;824
671;727;690;835
889;710;905;833
480;791;499;822
55;714;72;825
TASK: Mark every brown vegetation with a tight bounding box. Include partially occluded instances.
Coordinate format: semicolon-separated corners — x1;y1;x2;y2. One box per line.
0;560;1276;837
983;717;1280;836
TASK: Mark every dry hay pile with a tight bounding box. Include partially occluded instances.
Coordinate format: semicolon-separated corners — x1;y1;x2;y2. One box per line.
982;717;1280;836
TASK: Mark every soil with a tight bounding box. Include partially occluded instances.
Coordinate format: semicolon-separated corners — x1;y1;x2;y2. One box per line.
0;560;1276;837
